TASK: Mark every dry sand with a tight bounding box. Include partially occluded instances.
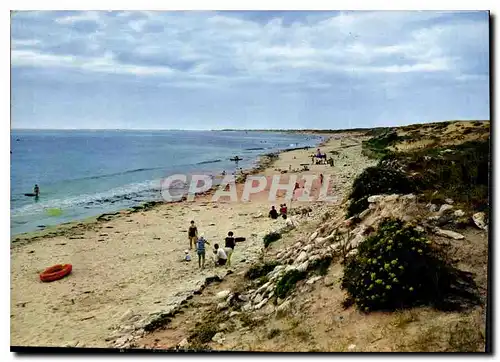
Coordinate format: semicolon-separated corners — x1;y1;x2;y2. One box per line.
10;133;374;348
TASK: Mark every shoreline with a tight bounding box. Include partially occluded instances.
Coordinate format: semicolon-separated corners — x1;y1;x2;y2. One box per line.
11;137;325;243
10;132;372;348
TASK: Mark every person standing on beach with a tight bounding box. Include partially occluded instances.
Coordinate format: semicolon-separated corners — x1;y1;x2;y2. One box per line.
196;233;210;269
320;174;324;185
188;220;198;250
224;231;235;267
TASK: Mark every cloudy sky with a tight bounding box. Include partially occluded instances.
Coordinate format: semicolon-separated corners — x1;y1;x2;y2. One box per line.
11;10;489;130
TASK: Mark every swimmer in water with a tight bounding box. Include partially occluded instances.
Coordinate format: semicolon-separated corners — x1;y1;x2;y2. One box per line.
34;184;40;197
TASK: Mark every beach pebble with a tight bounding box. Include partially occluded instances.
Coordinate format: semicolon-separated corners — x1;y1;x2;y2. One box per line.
297;261;309;273
306;276;322;285
238;294;249;302
347;344;357;351
367;195;383;203
295;251;308;264
438;204;453;215
212;332;225;344
217;302;229;311
433;228;465;240
254;298;269;310
253;293;263;304
453;209;465;217
216;290;231;300
178;338;189;348
229;311;240;318
472;212;487;230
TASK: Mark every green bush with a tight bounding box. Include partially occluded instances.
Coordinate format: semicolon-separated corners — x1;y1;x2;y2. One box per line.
263;232;282;248
275;270;307;299
341;218;480;312
346;166;415;217
245;261;279;280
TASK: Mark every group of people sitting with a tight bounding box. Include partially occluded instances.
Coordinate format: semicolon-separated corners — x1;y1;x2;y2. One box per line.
269;204;287;220
185;220;236;269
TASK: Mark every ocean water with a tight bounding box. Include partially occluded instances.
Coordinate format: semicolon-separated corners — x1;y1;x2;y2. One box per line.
10;130;322;236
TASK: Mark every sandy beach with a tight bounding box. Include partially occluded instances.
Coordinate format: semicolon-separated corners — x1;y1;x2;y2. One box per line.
10;132;375;348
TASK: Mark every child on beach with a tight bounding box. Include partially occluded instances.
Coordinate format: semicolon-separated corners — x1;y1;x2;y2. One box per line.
183;250;191;262
196;234;210;269
280;204;288;219
213;243;228;266
188;220;198;250
224;231;235;267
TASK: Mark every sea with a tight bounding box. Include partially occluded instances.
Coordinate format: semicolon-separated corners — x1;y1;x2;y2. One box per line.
10;130;323;236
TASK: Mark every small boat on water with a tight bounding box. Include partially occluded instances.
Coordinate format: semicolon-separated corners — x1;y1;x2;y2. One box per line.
229;156;243;162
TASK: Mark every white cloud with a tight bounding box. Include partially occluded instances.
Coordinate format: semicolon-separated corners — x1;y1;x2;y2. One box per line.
10;10;488;90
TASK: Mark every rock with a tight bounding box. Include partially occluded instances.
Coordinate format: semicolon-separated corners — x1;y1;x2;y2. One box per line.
308;255;321;263
302;244;313;253
438;204;453;215
115;335;131;346
367;195;384;203
402;194;416;201
178;338;189;348
306;276;322;284
359;208;370;219
309;231;318;242
212;332;225;344
445;198;454;204
384;194;399;202
472;212;487;230
254;298;269;310
295;251;308;264
297;260;309;272
238;294;249;302
242;303;252;311
433;228;465;240
429;204;438;212
253;294;263;304
64;340;79;348
293;241;303;249
453;210;465;217
415;226;425;233
229;311;240;318
348;234;364;250
276;300;292;316
216;290;231;300
217;302;229;311
346;249;358;257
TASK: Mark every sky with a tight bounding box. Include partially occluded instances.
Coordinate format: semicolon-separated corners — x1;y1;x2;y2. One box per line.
10;10;490;130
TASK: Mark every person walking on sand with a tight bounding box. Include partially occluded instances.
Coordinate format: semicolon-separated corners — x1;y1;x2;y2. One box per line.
188;220;198;250
320;173;324;185
196;233;210;269
224;231;235;267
